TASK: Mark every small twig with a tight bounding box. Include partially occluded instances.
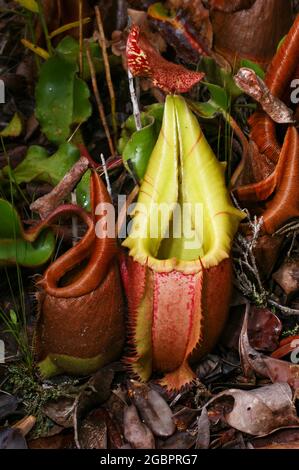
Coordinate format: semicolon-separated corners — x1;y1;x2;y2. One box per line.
30;157;89;219
79;0;83;77
268;299;299;316
128;68;142;131
225;112;250;187
100;153;112;197
36;0;53;55
85;39;115;157
95;6;118;142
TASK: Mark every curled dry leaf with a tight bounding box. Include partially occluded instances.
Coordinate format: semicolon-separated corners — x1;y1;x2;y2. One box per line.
234;68;295;124
129;382;176;438
239;304;299;389
74;367;115;449
0;428;27;449
207;383;299;436
78;409;108;450
0;393;19;420
43;397;75;428
196;407;210;449
126;25;204;93
28;433;75;449
252;427;299;449
247;307;282;352
273;259;299;296
123;405;155;449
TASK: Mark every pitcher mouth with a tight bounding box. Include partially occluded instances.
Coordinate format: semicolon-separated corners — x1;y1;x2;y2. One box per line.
123;95;245;274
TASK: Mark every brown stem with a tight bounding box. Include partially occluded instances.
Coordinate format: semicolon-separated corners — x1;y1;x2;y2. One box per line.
30;157;89;219
95;6;118;142
85;39;116;157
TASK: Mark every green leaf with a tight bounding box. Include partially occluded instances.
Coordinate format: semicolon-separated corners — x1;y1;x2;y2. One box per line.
55;36;79;63
9;310;18;325
72;77;92;124
119;104;164;181
0;113;22;137
204;83;230;111
35;46;91;144
56;36;120;82
3;143;80;186
15;0;38;13
0;199;55;267
188;101;219;119
199;57;242;100
240;59;265;80
76;170;91;210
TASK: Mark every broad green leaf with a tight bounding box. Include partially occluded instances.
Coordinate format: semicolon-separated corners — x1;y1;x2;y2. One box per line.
199;57;242;100
204;83;230;111
15;0;38;13
72;77;92;124
56;36;119;81
240;59;265;80
36;56;77;144
0;199;55;267
119;104;164;181
3;143;80;186
35;49;91;144
0;113;22;137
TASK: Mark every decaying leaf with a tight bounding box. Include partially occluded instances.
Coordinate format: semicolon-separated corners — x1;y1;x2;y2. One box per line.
129;382;176;438
0;428;27;449
239;304;299;389
123;405;155;449
196;407;210;449
157;431;196;449
74;366;116;449
207;383;299;436
273;260;299;296
0;393;19;420
234;68;295;124
78;408;108;449
30;156;89;219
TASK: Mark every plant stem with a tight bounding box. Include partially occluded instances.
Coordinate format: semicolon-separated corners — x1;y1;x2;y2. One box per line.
95;6;118;142
85;39;116;156
128;69;142;131
36;0;52;55
79;0;83;77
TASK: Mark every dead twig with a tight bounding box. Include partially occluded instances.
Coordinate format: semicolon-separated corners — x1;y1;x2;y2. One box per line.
30;157;89;219
85;39;116;157
95;6;118;142
79;0;83;77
